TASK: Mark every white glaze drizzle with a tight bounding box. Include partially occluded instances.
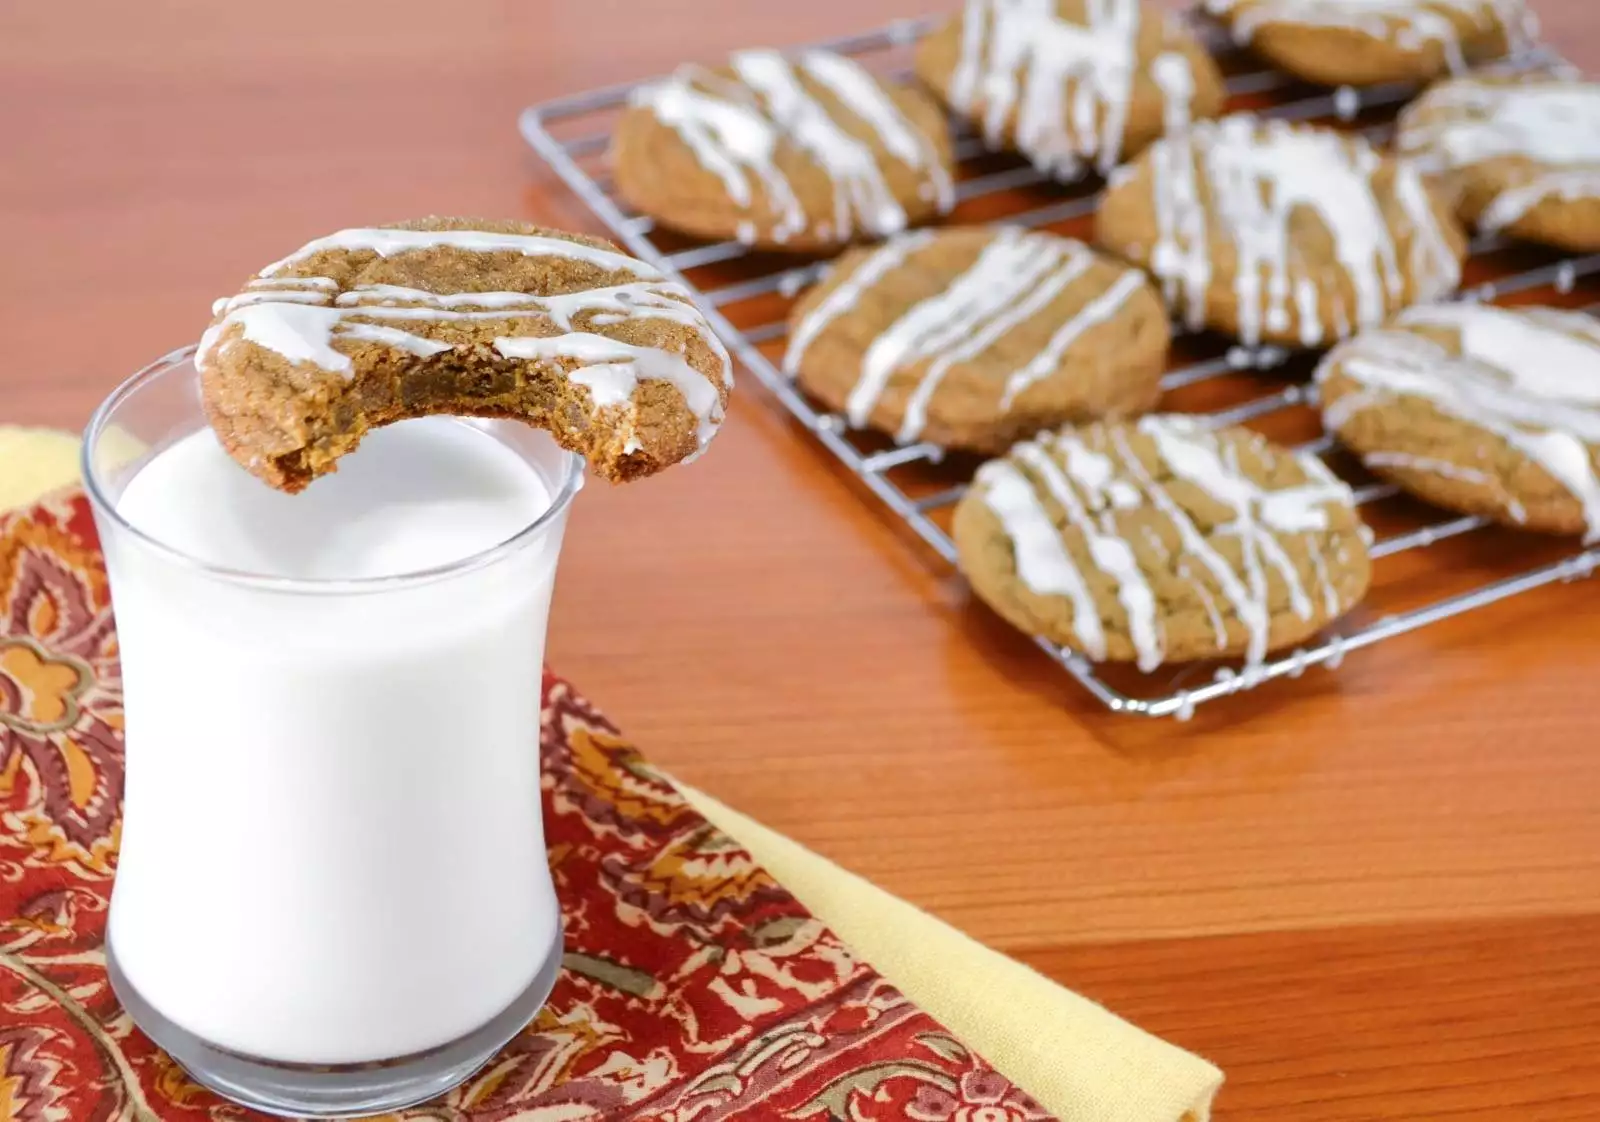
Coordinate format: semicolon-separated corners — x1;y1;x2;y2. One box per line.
213;275;344;314
845;231;1071;428
1136;418;1351;664
1180;559;1231;647
1147;106;1212;331
783;232;939;375
337;285;559;310
1303;530;1341;615
1398;79;1600;233
197;239;730;458
633;50;952;244
730;50;904;241
975;458;1109;658
1392;161;1463;303
798;51;955;214
212;289;331;314
895;244;1095;442
1482;171;1600;232
1151;48;1197;140
1318;386;1381;432
978;415;1358;668
788;228;1144;440
331;283;723;336
201;303;452;375
259;228;660;280
1143;117;1461;346
1315;302;1600;541
1362;450;1495;487
947;0;1200;180
1016;435;1163;669
1362;450;1527;521
1204;0;1533;74
643;70;804;238
995;267;1148;411
493;333;724;451
205;282;722;363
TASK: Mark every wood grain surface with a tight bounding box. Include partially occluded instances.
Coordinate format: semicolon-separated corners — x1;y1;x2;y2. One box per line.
4;1;1597;1116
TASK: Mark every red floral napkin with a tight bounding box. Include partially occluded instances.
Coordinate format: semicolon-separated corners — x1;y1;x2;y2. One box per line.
0;489;1052;1121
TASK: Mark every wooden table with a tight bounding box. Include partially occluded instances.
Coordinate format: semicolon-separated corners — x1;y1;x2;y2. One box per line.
5;2;1597;1116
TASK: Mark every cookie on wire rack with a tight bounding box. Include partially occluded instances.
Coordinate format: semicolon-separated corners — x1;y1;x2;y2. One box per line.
783;227;1170;453
611;49;955;252
913;0;1227;182
1316;302;1600;542
953;416;1371;671
1396;74;1600;253
1095;115;1468;348
1202;0;1535;87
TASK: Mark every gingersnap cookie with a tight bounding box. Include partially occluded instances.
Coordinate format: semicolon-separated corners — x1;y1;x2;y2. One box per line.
1095;115;1467;348
954;415;1371;669
196;218;733;493
783;227;1169;452
1396;76;1600;252
1203;0;1533;87
1316;303;1600;541
611;49;954;252
914;0;1227;181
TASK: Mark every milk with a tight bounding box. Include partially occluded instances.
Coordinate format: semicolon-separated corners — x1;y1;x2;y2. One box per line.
102;417;574;1065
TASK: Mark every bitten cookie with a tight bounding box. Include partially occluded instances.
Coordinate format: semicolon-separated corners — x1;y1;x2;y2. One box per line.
1203;0;1533;87
196;218;733;493
784;227;1169;452
954;416;1371;669
914;0;1227;181
611;49;954;252
1316;303;1600;541
1095;116;1467;348
1396;75;1600;252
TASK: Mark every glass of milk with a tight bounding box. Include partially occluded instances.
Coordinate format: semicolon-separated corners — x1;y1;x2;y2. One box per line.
84;346;583;1117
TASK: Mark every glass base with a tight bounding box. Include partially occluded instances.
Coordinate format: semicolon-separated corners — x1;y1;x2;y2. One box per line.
106;925;563;1119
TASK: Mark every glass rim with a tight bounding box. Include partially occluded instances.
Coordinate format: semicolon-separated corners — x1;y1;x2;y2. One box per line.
81;344;585;595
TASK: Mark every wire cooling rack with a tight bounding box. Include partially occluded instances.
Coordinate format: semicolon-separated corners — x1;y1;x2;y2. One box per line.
519;14;1600;719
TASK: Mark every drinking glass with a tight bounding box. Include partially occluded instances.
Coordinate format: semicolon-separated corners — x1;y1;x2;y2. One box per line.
83;346;582;1117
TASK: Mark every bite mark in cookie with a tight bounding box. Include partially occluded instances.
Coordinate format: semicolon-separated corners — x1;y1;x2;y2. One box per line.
196;218;732;493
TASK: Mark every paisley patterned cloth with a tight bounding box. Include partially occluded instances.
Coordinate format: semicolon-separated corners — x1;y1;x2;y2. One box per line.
0;489;1053;1122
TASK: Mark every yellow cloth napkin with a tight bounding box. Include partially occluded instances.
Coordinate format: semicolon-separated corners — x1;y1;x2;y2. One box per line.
684;786;1220;1122
0;423;1222;1122
0;426;87;511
